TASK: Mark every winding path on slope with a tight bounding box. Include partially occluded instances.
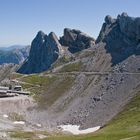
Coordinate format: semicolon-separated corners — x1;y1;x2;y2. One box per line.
47;71;140;76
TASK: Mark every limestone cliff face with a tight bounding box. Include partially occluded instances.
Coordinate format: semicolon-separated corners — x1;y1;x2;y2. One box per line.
60;28;95;53
17;31;61;74
118;13;140;41
97;12;140;43
96;12;140;65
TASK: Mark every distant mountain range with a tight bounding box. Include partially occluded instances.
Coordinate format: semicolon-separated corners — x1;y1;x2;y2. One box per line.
0;45;25;51
0;45;30;65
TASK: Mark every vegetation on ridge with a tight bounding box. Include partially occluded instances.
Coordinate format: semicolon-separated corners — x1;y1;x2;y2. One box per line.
19;74;75;108
59;61;83;72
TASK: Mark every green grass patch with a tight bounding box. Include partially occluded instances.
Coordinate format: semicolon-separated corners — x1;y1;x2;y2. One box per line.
20;74;57;91
34;76;75;108
52;56;75;68
59;62;83;72
10;131;37;139
20;74;75;108
20;82;35;89
10;72;24;79
74;50;95;59
10;130;64;140
21;74;56;86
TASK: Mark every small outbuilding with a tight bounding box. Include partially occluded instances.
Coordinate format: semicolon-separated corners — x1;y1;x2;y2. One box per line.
13;85;22;91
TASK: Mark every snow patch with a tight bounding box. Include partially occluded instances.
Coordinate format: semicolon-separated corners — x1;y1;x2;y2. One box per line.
13;121;25;125
59;125;100;135
36;123;42;127
3;114;8;118
37;134;47;139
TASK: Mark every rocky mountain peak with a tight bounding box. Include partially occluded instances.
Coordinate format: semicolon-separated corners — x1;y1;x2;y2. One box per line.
35;31;45;42
117;13;140;41
37;30;45;37
48;32;62;48
17;28;96;74
105;15;116;24
60;28;95;53
120;12;128;17
96;12;140;65
17;31;61;74
97;12;140;43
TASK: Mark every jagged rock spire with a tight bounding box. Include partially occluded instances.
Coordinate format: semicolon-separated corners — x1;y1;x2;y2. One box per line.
60;28;95;53
17;31;61;74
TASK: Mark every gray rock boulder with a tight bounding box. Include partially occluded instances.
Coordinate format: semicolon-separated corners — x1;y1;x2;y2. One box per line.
60;28;95;53
17;31;61;74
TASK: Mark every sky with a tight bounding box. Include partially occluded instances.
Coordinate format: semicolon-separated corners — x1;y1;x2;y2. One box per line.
0;0;140;47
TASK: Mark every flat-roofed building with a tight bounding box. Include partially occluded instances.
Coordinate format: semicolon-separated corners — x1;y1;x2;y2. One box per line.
14;85;22;91
0;86;9;91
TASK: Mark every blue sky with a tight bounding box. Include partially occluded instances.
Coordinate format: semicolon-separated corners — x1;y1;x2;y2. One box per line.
0;0;140;46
